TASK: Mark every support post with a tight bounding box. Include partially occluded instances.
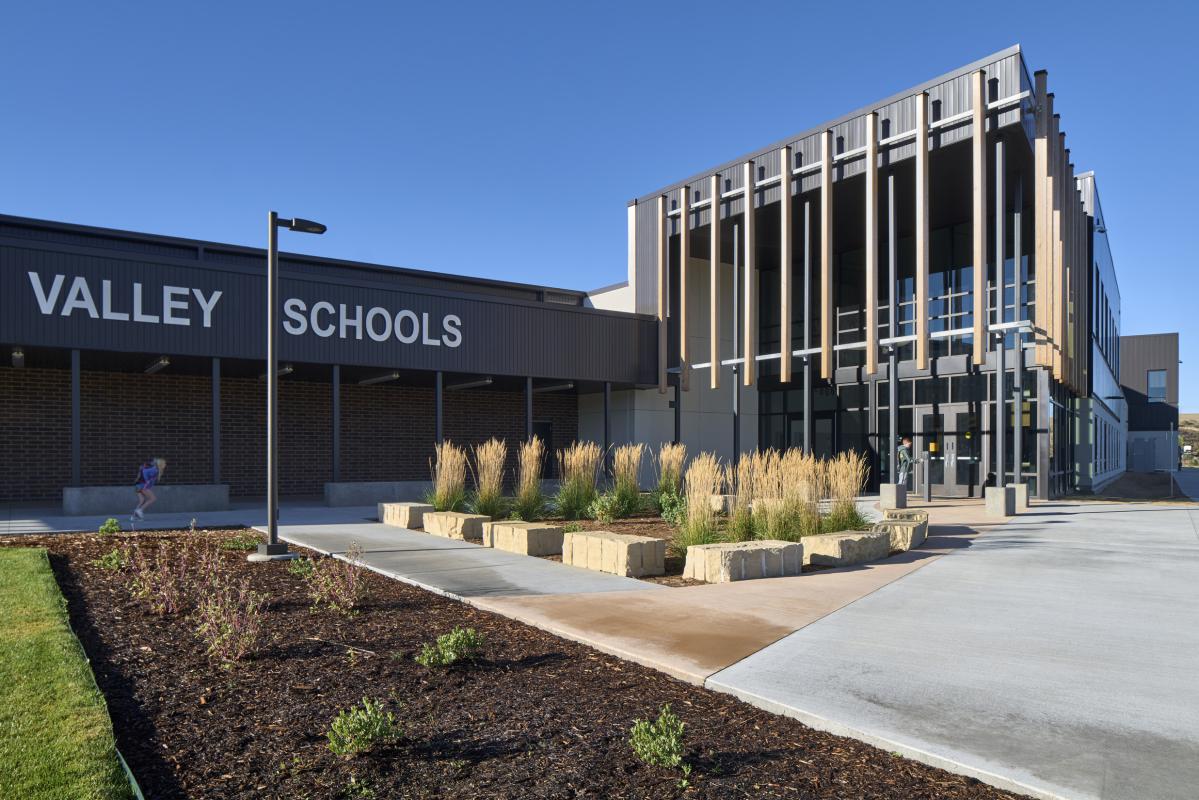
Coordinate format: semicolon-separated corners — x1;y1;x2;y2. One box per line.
779;145;793;383
212;357;221;484
525;376;533;442
673;379;681;445
603;381;611;477
865;111;879;376
742;160;757;387
995;137;1006;487
887;172;898;483
971;69;989;366
657;194;668;393
332;364;341;482
71;348;80;487
820;131;834;380
679;184;690;389
803;199;813;454
710;174;722;390
732;223;741;462
1013;176;1024;483
915;91;930;370
434;370;444;445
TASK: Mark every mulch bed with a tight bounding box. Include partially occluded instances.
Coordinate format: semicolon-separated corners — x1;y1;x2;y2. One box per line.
5;530;1027;800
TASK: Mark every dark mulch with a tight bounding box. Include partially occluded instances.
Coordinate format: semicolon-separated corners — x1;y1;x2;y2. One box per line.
5;530;1027;800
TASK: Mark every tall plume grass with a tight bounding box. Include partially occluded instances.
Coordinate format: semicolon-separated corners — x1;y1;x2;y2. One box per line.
669;452;725;557
825;450;870;531
747;448;824;541
470;437;508;519
724;452;766;542
428;441;467;512
555;441;602;520
655;442;687;497
610;443;646;517
513;436;546;521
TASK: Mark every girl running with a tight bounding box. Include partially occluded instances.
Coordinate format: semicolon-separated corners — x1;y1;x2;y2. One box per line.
132;457;166;521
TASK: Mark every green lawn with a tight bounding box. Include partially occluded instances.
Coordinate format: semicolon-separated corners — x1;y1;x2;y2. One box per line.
0;548;133;800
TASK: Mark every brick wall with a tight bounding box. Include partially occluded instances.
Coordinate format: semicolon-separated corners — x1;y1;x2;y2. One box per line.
0;365;578;503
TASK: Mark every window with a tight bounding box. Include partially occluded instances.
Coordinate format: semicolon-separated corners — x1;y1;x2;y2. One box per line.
1148;370;1168;403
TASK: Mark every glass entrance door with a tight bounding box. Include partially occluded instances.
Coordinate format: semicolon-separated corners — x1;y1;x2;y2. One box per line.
916;403;982;497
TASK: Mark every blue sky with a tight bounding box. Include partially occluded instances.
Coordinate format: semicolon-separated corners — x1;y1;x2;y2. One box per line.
2;2;1194;409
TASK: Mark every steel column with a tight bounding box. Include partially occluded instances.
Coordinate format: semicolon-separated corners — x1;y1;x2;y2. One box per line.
803;199;813;454
525;376;534;442
603;381;611;476
212;357;221;484
332;364;341;481
1013;177;1024;482
887;172;898;482
266;212;280;544
434;370;444;444
732;224;741;463
70;349;80;486
995;137;1006;486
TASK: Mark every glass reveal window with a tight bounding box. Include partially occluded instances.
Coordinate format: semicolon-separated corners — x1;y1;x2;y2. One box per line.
1147;369;1168;403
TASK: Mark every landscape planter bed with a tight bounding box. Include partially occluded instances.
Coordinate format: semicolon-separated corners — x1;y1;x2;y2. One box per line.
6;529;1026;800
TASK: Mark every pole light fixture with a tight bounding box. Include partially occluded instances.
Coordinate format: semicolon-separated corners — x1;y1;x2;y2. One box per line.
11;348;24;368
253;210;325;562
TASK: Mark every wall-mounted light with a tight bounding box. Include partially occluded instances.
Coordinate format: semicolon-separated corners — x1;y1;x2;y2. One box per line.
446;376;493;391
11;348;24;368
532;382;574;393
259;363;294;380
144;356;170;374
359;371;400;386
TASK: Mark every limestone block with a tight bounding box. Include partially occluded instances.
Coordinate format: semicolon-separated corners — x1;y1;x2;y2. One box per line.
562;531;664;577
485;521;564;556
873;519;926;553
882;509;929;525
683;540;804;583
985;486;1016;518
879;483;907;510
1007;482;1029;513
423;511;488;541
378;502;434;529
802;530;890;567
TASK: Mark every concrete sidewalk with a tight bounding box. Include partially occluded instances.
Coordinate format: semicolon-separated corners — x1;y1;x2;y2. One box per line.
707;500;1199;800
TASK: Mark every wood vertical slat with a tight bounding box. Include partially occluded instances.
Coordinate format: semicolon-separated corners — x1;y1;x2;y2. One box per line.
779;146;793;383
820;130;834;380
657;194;668;393
915;92;930;370
865;111;879;376
1033;74;1049;369
1052;125;1064;381
971;69;988;366
679;185;690;391
710;174;722;390
743;161;757;386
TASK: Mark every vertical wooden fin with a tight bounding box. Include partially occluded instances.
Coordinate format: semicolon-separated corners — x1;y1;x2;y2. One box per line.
779;146;793;383
710;174;722;390
1033;74;1049;369
679;185;690;391
657;194;668;393
820;130;834;381
743;161;757;387
971;69;988;366
865;111;879;375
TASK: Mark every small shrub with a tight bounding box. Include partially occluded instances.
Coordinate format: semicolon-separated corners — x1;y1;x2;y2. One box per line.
287;557;316;579
308;543;367;615
513;436;546;521
92;547;127;571
562;522;583;533
98;518;122;535
555;441;602;520
219;531;261;552
428;441;468;512
326;696;401;756
658;490;686;527
469;437;508;518
415;627;485;667
126;543;189;615
630;704;687;770
195;576;267;665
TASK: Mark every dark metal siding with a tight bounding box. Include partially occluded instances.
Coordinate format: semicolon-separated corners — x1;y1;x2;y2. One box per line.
1;236;656;387
1120;333;1180;431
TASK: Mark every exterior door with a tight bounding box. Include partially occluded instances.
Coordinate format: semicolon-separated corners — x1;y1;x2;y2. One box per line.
916;403;982;497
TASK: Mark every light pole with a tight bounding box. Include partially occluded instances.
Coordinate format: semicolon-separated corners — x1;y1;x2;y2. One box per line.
252;211;326;562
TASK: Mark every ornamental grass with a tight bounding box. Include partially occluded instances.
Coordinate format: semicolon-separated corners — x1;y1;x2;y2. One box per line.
669;452;724;558
611;442;646;517
655;442;687;498
825;450;870;531
429;441;467;512
513;436;546;521
556;441;602;520
470;437;508;519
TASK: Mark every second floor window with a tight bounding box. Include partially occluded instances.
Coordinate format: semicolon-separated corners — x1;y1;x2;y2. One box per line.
1147;370;1167;403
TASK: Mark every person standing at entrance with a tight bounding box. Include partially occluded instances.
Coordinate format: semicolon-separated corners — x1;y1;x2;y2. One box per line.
132;457;165;521
897;437;913;486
